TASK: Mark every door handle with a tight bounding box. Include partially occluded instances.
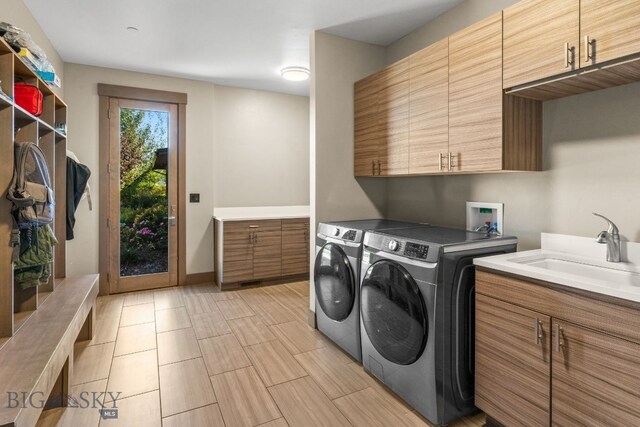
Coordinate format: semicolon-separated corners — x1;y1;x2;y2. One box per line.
585;35;595;63
448;152;456;171
554;323;564;352
564;42;574;68
168;216;176;226
534;318;543;345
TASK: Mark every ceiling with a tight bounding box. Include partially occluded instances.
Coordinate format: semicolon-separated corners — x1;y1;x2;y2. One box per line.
23;0;463;96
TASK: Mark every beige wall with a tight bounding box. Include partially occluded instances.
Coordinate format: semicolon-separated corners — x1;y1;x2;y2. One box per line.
310;31;388;309
383;0;640;249
64;63;310;277
213;85;310;207
4;0;64;96
63;63;216;276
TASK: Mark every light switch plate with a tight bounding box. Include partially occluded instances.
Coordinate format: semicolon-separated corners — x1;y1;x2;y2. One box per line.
189;193;200;203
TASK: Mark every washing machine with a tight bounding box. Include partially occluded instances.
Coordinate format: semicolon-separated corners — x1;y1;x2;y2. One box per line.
359;225;517;425
314;220;418;362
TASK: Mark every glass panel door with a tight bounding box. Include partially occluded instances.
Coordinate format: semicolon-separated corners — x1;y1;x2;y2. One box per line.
109;98;178;292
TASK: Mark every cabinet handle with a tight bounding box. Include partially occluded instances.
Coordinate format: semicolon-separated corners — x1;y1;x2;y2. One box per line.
585;35;595;63
377;161;382;175
448;152;455;171
439;153;444;171
372;160;376;175
249;225;259;228
564;42;574;68
554;323;564;352
534;318;543;345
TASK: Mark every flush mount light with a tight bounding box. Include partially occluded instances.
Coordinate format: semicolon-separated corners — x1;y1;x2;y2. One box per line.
281;67;310;81
126;26;139;33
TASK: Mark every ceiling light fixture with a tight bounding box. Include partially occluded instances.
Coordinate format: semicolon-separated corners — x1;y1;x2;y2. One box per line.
281;67;310;82
126;26;139;33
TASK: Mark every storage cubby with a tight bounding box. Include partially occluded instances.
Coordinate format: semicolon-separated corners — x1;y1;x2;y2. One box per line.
0;37;68;338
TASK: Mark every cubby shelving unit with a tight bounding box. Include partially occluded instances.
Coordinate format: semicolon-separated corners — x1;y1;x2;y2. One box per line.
0;37;67;342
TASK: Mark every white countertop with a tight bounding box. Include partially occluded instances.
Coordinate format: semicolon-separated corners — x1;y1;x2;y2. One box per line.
213;206;310;222
475;233;640;304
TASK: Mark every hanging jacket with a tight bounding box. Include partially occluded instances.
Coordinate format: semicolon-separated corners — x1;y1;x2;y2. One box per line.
14;224;58;289
66;156;91;240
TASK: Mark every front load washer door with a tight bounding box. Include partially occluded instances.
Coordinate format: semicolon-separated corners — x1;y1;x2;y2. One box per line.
361;260;428;365
314;244;356;322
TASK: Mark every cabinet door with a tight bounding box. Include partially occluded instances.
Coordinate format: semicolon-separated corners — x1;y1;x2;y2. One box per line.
449;13;503;173
378;58;409;176
503;0;580;88
354;72;382;177
252;220;282;280
281;218;309;276
580;0;640;67
408;38;449;174
552;321;640;426
222;221;254;283
475;294;551;427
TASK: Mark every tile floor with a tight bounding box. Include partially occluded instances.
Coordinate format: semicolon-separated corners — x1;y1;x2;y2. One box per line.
36;281;485;427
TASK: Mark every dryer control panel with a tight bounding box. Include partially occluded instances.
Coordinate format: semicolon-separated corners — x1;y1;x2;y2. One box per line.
404;242;429;260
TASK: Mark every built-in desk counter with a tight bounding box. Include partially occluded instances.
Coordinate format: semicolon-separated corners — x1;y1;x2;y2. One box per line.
213;206;310;289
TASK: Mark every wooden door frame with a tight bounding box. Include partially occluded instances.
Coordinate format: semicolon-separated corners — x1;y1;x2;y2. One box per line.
98;84;187;295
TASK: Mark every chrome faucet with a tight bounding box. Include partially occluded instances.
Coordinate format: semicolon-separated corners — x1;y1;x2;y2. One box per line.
593;213;621;263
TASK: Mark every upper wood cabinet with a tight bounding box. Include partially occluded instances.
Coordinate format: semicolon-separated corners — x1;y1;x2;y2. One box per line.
449;13;542;173
475;294;550;427
503;0;580;88
580;0;640;67
354;71;382;177
449;13;504;172
377;58;409;176
408;38;449;174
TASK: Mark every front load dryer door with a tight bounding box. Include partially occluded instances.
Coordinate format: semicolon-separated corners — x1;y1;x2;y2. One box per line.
314;243;356;322
361;260;428;365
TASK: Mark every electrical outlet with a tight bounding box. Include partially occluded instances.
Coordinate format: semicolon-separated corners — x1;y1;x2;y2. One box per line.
189;193;200;203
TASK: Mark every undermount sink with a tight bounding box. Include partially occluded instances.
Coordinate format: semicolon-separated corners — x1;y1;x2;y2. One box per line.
509;253;640;288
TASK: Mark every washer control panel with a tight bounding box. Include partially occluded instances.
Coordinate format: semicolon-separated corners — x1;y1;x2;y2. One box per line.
404;242;429;260
343;230;357;241
387;240;399;251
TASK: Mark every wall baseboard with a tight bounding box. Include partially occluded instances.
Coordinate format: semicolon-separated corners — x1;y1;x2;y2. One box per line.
184;272;215;286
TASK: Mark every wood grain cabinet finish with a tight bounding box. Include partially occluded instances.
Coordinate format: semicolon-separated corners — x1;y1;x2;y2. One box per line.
475;294;550;427
218;218;309;287
408;38;449;174
354;72;382;177
552;321;640;426
477;269;640;426
252;220;283;280
281;219;310;276
377;58;410;176
503;0;580;89
580;0;640;68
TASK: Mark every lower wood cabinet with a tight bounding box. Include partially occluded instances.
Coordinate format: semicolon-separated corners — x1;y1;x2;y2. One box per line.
476;269;640;427
215;217;309;288
475;294;550;427
281;219;310;276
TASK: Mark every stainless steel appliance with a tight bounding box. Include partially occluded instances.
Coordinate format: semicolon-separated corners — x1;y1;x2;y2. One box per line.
314;220;418;361
359;225;517;425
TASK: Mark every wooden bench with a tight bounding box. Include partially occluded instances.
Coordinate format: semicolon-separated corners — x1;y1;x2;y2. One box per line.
0;275;99;427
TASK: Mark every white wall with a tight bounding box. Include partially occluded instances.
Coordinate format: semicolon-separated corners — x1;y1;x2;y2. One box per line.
4;0;64;96
384;0;640;249
309;31;388;310
213;85;309;207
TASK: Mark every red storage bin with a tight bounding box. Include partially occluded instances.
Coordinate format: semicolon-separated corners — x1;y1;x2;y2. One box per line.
14;83;43;117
